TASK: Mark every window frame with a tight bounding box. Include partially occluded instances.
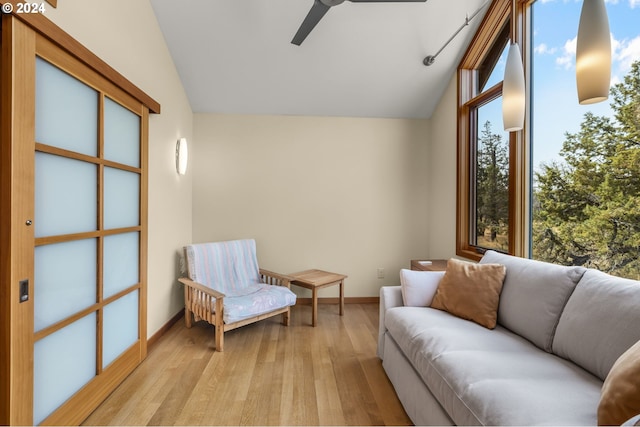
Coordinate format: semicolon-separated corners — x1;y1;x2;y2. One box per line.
456;0;531;261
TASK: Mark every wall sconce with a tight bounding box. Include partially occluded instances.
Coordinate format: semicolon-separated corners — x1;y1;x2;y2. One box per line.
176;138;188;175
576;0;611;105
502;0;526;132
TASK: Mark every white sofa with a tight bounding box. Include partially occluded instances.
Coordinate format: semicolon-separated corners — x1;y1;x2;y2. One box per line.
378;250;640;425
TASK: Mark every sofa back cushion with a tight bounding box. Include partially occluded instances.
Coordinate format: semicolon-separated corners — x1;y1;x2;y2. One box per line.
552;269;640;381
480;250;586;352
184;239;263;297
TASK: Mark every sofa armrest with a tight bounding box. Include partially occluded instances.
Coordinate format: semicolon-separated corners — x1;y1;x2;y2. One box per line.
378;286;404;360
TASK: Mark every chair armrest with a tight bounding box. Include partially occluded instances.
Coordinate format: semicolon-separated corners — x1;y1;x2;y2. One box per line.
378;286;404;360
179;277;224;328
259;269;294;288
178;277;225;299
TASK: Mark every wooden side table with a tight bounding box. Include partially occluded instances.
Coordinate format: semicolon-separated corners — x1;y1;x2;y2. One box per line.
289;269;347;327
410;259;448;272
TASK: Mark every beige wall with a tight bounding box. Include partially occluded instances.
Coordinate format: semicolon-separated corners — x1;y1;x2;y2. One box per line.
427;75;458;259
193;114;431;297
45;0;193;337
41;0;459;328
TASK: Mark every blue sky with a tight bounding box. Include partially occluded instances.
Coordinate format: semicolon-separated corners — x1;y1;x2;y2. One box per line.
532;0;640;169
481;0;640;171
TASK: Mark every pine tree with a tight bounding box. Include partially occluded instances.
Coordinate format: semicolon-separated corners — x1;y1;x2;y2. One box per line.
533;61;640;279
476;121;509;246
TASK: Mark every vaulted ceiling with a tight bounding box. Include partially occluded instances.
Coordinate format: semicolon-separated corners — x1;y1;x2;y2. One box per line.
150;0;488;119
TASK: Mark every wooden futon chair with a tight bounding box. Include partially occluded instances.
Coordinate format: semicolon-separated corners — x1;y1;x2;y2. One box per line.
179;239;296;351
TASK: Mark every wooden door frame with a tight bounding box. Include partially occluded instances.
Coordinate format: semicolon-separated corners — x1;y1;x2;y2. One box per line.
0;15;36;425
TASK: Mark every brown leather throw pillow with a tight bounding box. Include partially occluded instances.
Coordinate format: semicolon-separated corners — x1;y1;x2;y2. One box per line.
430;258;506;329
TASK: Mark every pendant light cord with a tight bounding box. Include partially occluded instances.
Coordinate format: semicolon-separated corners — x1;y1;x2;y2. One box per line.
511;0;517;43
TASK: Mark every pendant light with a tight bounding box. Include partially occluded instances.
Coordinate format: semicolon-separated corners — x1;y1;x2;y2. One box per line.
502;0;526;132
576;0;611;105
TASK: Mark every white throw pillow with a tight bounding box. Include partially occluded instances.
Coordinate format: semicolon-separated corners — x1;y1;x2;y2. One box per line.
399;269;445;307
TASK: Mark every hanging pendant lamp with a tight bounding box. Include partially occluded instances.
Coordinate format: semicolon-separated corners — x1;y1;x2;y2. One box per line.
576;0;611;105
502;0;526;132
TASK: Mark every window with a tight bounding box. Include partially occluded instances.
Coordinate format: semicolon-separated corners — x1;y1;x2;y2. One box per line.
470;37;511;253
473;91;510;252
458;0;640;278
456;0;526;261
530;1;640;279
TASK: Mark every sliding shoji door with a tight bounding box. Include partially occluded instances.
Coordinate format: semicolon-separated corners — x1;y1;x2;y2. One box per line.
1;14;158;426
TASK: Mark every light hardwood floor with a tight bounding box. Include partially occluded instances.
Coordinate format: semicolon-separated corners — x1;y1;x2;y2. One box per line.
82;303;412;426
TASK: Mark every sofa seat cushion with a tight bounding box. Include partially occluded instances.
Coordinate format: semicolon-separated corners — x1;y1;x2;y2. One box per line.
385;307;602;426
221;284;296;324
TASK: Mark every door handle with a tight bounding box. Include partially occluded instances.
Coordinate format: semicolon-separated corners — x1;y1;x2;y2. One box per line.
19;279;29;303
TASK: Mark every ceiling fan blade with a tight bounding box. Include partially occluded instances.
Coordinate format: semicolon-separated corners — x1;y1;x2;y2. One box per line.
291;0;331;46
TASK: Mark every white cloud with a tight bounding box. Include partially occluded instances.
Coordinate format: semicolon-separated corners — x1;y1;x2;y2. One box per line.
611;33;622;60
631;0;640;8
610;75;622;87
615;35;640;72
556;37;577;69
535;43;557;55
605;33;640;88
553;32;640;76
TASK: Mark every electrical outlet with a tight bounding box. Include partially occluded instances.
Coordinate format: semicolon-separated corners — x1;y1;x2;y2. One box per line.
377;268;385;279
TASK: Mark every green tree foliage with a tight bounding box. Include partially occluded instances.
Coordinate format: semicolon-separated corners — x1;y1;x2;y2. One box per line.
533;61;640;279
476;121;509;248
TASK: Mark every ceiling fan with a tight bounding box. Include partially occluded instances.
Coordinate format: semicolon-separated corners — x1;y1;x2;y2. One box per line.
291;0;427;46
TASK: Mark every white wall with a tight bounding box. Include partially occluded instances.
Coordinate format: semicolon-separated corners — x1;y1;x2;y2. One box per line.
427;75;458;259
45;0;193;337
193;114;431;297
